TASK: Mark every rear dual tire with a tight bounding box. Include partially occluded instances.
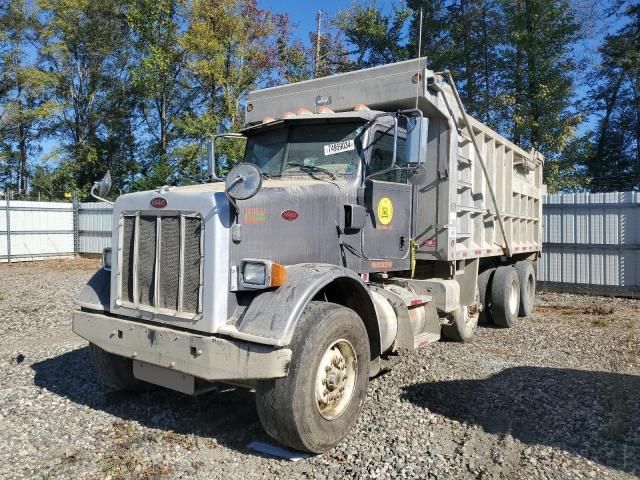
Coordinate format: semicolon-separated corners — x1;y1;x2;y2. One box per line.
491;266;521;328
515;260;536;317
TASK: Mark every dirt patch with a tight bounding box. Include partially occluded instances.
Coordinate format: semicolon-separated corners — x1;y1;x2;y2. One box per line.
0;257;100;272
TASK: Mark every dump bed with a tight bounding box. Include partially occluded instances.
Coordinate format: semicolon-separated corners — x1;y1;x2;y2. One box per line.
246;58;544;262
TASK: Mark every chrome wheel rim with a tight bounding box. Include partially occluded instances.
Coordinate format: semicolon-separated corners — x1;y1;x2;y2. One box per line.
509;280;519;316
315;339;357;420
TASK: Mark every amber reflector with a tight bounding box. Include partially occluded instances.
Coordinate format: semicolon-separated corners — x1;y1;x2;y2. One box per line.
269;263;287;287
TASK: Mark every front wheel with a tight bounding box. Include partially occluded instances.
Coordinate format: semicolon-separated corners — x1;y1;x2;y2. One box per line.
88;343;148;392
255;302;370;453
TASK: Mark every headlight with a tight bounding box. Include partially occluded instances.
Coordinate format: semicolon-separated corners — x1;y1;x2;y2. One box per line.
239;260;287;289
242;262;267;286
102;247;112;271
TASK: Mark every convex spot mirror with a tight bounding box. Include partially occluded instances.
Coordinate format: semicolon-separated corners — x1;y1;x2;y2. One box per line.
225;162;263;200
97;171;112;198
408;164;428;185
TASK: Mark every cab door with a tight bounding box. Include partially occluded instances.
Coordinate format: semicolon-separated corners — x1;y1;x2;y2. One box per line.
361;127;412;264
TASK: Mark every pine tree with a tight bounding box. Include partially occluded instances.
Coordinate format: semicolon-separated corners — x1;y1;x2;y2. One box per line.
335;2;410;69
584;3;639;191
502;0;580;158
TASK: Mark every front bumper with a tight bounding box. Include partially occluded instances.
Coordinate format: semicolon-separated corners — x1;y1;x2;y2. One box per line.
72;310;292;381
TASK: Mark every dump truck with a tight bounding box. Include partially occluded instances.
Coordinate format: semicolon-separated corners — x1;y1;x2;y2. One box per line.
73;58;544;453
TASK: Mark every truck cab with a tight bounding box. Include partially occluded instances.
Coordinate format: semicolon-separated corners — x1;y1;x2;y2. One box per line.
73;58;544;453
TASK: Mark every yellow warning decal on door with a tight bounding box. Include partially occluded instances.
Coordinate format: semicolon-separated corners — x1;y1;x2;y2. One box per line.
377;197;394;225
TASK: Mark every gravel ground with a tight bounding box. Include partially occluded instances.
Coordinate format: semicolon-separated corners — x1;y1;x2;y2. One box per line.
0;259;638;479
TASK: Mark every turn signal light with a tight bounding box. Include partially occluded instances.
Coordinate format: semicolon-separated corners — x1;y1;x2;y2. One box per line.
269;262;287;287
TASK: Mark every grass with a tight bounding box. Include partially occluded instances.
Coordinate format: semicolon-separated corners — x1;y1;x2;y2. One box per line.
591;317;612;327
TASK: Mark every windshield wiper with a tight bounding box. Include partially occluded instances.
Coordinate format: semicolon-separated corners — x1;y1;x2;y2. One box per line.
286;162;336;180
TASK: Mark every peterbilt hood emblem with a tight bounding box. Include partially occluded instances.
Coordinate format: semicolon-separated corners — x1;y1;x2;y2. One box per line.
281;209;299;221
150;197;167;208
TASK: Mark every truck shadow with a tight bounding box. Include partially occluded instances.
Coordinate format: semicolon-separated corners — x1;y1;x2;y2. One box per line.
31;347;267;452
401;366;640;474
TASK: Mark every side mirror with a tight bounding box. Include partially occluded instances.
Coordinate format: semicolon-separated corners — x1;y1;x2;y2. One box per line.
364;114;399;181
406;116;428;166
405;111;429;185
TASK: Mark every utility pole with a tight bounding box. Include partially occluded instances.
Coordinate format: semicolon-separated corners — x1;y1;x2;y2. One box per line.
315;10;322;78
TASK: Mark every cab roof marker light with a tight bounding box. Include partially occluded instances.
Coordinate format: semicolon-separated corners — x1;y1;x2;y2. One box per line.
317;106;334;114
354;103;370;111
282;111;297;119
262;116;276;124
296;107;313;115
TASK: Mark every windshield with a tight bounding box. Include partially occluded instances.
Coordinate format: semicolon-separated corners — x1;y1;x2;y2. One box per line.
243;122;363;178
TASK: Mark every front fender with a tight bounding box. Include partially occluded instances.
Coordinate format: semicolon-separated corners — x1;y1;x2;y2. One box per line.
75;268;110;311
218;263;374;347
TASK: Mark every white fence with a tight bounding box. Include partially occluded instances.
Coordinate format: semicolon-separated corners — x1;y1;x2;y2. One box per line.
1;200;75;261
0;200;112;261
538;191;640;296
2;194;640;296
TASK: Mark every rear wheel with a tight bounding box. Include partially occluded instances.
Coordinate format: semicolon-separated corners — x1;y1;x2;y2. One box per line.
491;266;520;328
255;302;370;453
515;260;536;317
477;268;495;325
88;343;148;391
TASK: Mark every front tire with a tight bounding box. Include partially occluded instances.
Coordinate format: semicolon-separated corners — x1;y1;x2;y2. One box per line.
88;343;148;391
255;302;370;453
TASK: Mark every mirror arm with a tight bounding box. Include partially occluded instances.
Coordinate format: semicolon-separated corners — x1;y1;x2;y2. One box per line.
208;133;246;183
90;182;114;205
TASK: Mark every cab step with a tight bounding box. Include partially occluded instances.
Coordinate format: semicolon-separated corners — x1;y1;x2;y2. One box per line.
414;332;441;349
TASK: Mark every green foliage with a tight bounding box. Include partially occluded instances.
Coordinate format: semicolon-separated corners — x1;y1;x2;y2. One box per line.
501;0;581;157
0;0;638;195
583;3;640;192
0;0;56;193
335;2;410;69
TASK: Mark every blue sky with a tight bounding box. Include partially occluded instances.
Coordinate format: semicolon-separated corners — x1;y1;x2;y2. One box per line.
261;0;627;135
36;0;628;169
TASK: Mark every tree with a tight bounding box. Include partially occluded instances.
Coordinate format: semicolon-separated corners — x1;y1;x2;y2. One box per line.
38;0;134;196
584;3;639;191
128;0;191;170
335;2;410;70
179;0;303;174
0;0;55;194
502;0;581;158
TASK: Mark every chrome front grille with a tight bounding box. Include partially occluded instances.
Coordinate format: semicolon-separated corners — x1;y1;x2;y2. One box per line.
118;213;203;317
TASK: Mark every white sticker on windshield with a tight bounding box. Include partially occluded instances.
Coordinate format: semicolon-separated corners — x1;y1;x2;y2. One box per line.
324;139;355;156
